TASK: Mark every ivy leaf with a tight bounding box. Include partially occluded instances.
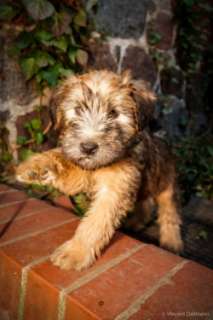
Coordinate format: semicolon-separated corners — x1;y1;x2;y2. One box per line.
52;11;72;37
76;49;88;66
68;47;77;64
207;146;213;157
35;132;44;144
74;9;87;27
0;5;18;21
31;118;42;130
1;152;13;162
22;0;55;21
72;193;90;217
51;36;68;52
7;45;21;57
19;148;35;161
35;29;53;43
32;50;55;68
20;57;37;80
16;31;33;50
58;68;74;78
17;135;28;145
38;65;60;86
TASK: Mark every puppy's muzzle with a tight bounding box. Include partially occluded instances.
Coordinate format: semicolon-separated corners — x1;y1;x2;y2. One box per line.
80;141;99;155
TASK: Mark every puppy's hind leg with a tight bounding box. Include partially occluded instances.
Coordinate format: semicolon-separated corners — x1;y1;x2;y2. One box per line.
156;184;183;253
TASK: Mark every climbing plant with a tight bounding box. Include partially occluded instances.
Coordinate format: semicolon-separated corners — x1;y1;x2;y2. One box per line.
0;0;90;90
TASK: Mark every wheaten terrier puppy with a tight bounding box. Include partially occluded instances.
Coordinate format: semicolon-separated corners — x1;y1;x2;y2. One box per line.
16;70;183;270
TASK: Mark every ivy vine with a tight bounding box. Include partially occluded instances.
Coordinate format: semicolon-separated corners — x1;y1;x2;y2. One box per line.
0;0;90;89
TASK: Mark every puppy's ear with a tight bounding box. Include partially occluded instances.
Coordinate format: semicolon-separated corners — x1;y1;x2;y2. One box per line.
50;86;65;132
130;80;156;131
50;76;78;131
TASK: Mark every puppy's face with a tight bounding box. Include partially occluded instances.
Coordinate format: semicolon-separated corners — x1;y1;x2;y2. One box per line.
53;70;155;170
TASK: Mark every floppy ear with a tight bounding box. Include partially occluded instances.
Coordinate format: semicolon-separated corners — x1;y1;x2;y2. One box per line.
130;79;156;131
50;76;78;131
50;86;65;132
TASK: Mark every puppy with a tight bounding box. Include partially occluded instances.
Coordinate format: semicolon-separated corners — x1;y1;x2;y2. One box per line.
16;70;183;270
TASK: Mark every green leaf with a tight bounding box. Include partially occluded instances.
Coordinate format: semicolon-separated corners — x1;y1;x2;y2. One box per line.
22;0;55;21
58;68;74;78
183;0;195;6
16;32;33;50
24;121;31;129
68;47;77;64
0;5;18;21
76;49;88;66
1;152;13;162
197;230;208;241
51;11;72;37
20;57;37;80
35;132;44;144
51;36;68;52
19;148;35;161
74;9;87;27
7;45;21;57
35;29;53;42
72;193;89;217
17;135;28;145
207;146;213;157
148;31;162;45
38;66;59;86
30;118;42;130
32;50;55;68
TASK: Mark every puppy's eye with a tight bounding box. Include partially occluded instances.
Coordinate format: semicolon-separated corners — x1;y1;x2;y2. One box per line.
109;109;119;119
70;121;79;130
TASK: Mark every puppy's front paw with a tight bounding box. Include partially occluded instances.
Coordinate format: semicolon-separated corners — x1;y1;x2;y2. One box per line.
50;239;95;271
39;168;56;184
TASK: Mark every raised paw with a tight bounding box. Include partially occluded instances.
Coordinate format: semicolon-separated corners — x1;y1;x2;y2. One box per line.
16;155;56;186
50;239;95;271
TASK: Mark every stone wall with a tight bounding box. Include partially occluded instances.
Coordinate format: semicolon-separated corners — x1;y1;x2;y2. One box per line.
0;0;187;162
87;0;187;141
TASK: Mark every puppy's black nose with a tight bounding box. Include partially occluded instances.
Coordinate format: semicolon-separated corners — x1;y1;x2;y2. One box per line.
80;142;98;155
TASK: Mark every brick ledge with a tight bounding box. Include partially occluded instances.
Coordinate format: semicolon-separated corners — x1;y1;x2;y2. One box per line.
0;184;212;320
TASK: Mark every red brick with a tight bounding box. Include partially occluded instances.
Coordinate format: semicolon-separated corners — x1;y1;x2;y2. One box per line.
65;246;182;320
129;262;213;320
31;233;140;288
0;252;21;320
66;296;100;320
0;184;14;192
0;198;50;224
52;195;74;211
0;190;28;206
24;273;59;320
0;207;74;245
0;220;78;319
1;185;212;320
2;220;78;265
23;234;140;319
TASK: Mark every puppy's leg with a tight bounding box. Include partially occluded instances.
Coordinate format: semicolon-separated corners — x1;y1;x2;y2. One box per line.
51;161;141;270
15;149;88;196
125;197;154;231
156;184;183;252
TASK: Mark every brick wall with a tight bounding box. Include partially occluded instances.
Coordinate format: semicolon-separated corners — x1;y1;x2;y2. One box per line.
0;184;212;320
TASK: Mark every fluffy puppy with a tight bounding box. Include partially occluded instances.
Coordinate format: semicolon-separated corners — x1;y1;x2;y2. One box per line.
16;70;183;270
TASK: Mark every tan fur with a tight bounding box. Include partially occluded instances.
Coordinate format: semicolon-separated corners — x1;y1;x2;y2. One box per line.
16;70;183;271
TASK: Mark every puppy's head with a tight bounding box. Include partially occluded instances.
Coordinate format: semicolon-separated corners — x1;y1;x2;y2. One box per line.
52;70;155;170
